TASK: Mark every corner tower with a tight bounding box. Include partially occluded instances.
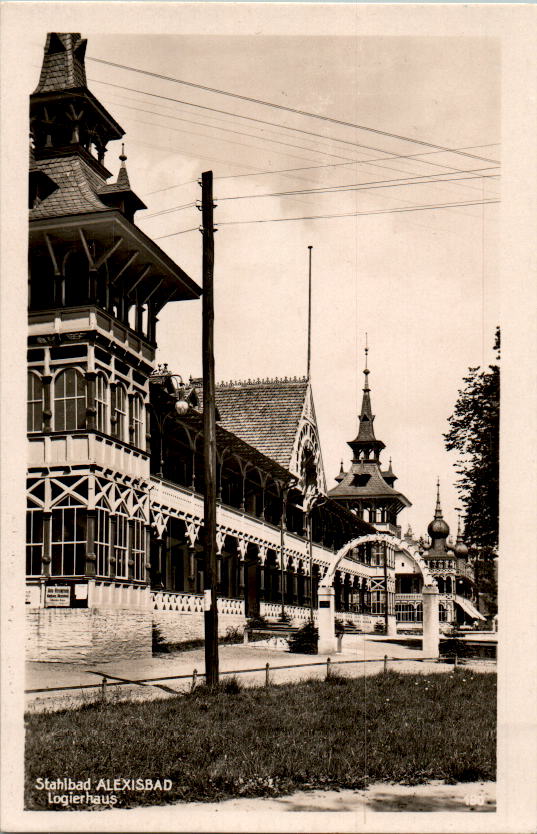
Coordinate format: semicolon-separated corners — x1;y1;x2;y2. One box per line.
26;33;201;662
328;346;411;630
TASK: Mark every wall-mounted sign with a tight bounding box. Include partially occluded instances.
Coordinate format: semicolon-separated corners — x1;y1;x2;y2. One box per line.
45;586;71;607
74;584;88;600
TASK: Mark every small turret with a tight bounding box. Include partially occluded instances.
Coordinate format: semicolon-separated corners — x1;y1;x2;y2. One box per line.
427;479;450;540
334;460;345;483
454;514;469;558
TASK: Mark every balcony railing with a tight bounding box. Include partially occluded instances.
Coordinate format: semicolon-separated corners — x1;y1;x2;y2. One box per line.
151;591;245;616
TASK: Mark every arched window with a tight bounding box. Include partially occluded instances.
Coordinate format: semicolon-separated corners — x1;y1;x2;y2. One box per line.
95;373;108;433
445;576;452;594
439;603;447;622
114;384;127;441
54;368;86;431
130;393;144;449
27;372;43;433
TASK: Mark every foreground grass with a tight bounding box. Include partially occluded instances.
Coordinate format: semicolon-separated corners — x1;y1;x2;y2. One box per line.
25;669;496;810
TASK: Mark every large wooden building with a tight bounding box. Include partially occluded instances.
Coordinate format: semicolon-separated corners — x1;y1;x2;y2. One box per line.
26;32;391;663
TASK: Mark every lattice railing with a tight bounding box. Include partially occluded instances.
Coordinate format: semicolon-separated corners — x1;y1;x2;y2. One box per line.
217;597;245;616
151;591;245;616
151;591;204;612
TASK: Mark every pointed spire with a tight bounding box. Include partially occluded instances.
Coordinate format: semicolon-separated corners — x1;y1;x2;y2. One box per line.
427;478;450;542
346;336;385;461
334;459;346;483
117;143;130;187
434;477;443;518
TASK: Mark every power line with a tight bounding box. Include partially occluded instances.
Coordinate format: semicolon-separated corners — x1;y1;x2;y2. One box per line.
90;77;493;178
103;96;364;166
214;145;501;182
145;144;500;196
155;197;499;239
88;56;500;165
141;171;499;220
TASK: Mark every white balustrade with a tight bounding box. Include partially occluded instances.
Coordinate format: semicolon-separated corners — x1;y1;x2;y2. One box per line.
217;597;245;616
260;602;281;619
151;591;204;613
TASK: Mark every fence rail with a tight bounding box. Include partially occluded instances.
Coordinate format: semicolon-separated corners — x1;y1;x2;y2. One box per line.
25;653;493;696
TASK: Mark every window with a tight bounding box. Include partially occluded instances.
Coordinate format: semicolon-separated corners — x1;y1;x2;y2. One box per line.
26;509;43;575
95;373;108;433
114;384;127;441
54;368;86;431
130;394;144;449
439;603;447;622
114;506;129;578
395;602;423;622
95;507;110;577
27;372;44;433
132;518;145;581
370;590;385;614
51;506;86;575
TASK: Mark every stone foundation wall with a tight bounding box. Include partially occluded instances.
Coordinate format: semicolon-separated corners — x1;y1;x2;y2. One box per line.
26;608;152;663
153;611;247;645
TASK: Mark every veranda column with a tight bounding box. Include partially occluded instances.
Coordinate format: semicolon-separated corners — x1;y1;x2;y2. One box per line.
422;584;440;658
317;586;337;654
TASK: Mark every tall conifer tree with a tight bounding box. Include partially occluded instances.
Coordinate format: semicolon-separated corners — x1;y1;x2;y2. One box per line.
444;328;500;615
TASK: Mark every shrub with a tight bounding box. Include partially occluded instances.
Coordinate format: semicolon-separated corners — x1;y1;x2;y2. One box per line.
288;622;318;654
224;626;244;644
374;620;386;634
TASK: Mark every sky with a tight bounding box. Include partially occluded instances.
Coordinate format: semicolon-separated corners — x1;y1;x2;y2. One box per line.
25;26;500;538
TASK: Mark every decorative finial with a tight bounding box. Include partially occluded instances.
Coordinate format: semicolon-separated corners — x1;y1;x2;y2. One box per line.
119;143;127;164
434;479;443;518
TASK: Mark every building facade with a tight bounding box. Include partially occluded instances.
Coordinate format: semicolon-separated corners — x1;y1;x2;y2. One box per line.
26;33;396;663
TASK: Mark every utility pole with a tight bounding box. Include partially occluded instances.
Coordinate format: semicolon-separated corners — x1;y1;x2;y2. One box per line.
307;245;312;379
201;170;218;687
383;542;389;635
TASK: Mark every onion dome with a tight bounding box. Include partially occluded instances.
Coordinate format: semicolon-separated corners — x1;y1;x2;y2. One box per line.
427;479;450;539
454;515;469;557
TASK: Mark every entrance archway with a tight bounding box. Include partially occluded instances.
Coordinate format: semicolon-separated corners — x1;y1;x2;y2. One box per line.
317;534;440;658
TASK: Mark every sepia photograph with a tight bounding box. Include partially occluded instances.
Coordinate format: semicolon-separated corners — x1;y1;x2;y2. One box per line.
0;2;536;832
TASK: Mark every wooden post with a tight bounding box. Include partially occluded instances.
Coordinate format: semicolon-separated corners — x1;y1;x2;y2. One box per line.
265;662;270;687
384;654;388;674
326;657;331;679
191;669;198;691
201;170;219;688
101;676;107;702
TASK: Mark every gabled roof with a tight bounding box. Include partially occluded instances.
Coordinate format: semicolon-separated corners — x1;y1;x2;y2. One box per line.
190;377;309;470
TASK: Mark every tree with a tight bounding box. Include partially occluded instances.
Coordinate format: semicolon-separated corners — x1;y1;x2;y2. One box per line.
444;328;500;616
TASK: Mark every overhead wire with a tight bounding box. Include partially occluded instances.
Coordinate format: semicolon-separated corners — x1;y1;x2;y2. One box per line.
87;56;500;165
89;77;496;179
144;143;500;195
141;171;500;221
154;197;499;239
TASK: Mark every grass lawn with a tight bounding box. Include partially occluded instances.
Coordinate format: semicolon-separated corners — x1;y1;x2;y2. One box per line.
25;669;496;810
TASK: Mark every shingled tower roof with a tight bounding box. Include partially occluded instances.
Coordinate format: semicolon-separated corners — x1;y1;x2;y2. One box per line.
33;33;89;94
328;345;410;517
347;346;386;463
